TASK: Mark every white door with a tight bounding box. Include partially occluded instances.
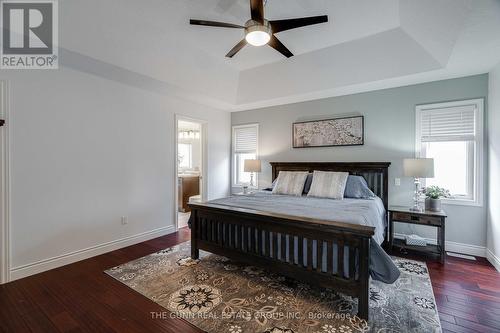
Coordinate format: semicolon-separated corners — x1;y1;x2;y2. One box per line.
0;81;10;284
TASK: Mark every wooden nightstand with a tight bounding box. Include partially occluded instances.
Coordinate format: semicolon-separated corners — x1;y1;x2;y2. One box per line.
389;206;447;264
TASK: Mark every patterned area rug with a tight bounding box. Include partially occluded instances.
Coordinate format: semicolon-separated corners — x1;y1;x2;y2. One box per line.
105;242;441;333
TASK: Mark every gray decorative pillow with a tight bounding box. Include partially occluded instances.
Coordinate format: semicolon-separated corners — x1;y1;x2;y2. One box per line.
307;171;349;199
344;175;375;199
303;173;313;194
272;171;309;196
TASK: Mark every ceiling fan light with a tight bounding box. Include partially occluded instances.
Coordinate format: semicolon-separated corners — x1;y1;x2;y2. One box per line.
245;22;271;46
246;30;270;46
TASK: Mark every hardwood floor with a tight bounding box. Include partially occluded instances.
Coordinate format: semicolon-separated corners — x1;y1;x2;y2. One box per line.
428;256;500;333
1;228;499;333
387;249;500;333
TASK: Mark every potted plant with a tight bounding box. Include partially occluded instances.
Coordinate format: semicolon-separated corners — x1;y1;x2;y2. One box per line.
422;186;450;212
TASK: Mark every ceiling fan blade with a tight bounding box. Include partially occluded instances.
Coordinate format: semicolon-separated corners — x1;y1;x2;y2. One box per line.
250;0;264;23
190;19;244;29
268;35;293;58
270;15;328;33
226;39;247;58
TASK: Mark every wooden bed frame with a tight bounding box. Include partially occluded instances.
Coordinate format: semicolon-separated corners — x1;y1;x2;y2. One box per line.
188;162;390;320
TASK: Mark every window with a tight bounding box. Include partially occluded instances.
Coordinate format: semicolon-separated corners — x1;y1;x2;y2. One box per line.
416;99;483;205
232;124;259;187
178;143;192;169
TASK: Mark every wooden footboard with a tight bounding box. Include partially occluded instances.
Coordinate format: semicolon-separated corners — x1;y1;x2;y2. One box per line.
188;202;374;320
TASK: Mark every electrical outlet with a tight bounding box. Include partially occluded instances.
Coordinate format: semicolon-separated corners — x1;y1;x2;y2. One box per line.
121;216;128;225
394;178;401;186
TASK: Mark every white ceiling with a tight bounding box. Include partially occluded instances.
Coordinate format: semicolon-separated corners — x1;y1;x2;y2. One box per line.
189;0;401;71
58;0;500;111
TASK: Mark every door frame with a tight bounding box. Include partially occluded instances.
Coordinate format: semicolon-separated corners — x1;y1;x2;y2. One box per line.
174;114;208;231
0;81;11;284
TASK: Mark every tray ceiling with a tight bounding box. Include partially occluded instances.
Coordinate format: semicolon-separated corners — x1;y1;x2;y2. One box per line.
58;0;500;110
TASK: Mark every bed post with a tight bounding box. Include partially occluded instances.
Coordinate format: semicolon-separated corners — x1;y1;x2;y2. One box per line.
358;237;370;320
191;209;199;260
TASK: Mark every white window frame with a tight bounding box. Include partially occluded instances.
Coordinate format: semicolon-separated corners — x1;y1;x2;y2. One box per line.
232;123;259;188
415;98;484;207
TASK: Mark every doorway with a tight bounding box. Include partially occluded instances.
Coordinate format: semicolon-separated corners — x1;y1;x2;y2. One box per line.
175;117;206;230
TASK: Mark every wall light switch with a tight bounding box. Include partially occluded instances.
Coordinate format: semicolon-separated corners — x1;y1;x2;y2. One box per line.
121;216;128;225
394;178;401;186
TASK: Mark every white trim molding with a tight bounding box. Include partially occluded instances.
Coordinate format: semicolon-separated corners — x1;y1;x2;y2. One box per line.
10;225;175;281
394;233;486;258
0;81;10;284
486;249;500;272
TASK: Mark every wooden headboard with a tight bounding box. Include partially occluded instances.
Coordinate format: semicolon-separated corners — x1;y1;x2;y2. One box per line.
270;162;391;212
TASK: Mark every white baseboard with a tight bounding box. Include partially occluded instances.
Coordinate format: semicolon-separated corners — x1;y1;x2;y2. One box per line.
486;249;500;272
393;233;486;257
9;225;175;282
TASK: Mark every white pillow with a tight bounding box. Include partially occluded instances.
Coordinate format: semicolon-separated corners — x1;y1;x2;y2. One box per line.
272;171;309;196
307;171;349;199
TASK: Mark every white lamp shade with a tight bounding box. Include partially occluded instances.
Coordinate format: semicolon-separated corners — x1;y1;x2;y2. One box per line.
403;158;434;178
244;159;261;173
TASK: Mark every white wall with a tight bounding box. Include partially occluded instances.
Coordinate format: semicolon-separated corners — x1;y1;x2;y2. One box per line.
232;75;488;255
487;63;500;271
2;67;230;280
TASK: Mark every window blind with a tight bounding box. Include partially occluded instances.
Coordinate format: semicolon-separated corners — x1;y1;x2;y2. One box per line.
420;105;476;142
234;125;258;153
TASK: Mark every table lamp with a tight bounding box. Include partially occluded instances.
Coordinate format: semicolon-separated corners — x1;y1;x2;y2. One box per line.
403;158;434;212
244;159;261;188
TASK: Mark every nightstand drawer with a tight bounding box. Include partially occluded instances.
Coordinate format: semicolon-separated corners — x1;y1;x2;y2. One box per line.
392;212;442;226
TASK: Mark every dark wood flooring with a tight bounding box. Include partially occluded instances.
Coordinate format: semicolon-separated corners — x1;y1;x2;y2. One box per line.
1;228;499;333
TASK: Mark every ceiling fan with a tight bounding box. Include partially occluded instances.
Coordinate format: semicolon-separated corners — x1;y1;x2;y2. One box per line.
190;0;328;58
